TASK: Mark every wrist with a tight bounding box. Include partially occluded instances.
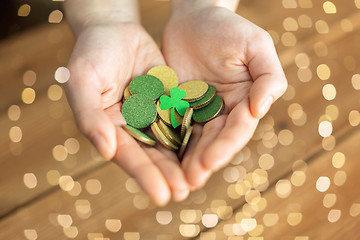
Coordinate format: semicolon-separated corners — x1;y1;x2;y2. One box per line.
64;0;140;36
172;0;239;16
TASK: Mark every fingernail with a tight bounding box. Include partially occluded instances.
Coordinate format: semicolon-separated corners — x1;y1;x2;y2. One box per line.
92;134;110;160
191;172;210;189
258;96;273;118
156;191;171;206
173;189;190;202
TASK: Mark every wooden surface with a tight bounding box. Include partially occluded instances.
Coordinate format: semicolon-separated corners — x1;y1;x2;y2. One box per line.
1;0;359;239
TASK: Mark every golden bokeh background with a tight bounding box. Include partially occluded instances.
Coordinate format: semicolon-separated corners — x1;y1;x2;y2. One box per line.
1;0;360;239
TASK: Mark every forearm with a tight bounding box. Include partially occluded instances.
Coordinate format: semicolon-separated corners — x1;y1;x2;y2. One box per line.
64;0;140;35
172;0;240;14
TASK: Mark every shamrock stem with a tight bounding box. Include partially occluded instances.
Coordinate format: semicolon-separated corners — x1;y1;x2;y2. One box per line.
171;107;180;128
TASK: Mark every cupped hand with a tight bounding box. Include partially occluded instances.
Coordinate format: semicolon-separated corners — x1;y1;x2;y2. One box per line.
162;7;287;189
65;22;189;205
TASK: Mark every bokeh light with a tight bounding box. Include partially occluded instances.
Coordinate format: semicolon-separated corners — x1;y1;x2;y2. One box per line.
105;219;122;232
52;145;68;161
23;173;37;189
340;19;353;32
202;214;218;228
282;0;297;8
18;4;31;17
55;67;70;83
133;195;150;210
322;84;336;100
350;204;360;217
323;194;337;208
281;32;297;46
287;212;303;226
57;214;72;227
179;224;200;237
323;1;337;14
63;226;78;239
240;218;257;232
8;105;21;121
123;232;140;240
351;74;360;90
298;14;312;28
9;126;22;142
85;179;102;195
318;121;333;137
156;211;172;225
283;17;298;31
75;200;91;219
315;20;330;34
48;84;63;101
22;88;36;104
24;229;37;240
332;152;345;168
276;180;292;198
59;175;74;191
316;176;331;192
23;70;36;86
349;110;360;126
48;10;63;23
317;64;331;80
328;209;341;223
333;171;347;186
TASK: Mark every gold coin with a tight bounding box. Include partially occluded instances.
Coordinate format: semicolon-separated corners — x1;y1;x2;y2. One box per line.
180;108;193;140
147;65;179;96
122;125;156;146
178;80;209;101
151;121;179;150
123;86;132;101
156;100;183;126
192;96;224;124
158;120;182;145
178;126;193;160
190;85;216;109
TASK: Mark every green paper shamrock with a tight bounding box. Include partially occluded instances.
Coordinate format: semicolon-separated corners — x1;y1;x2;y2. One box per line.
159;87;190;128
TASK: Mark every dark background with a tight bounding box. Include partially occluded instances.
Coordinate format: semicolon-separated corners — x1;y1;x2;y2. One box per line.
0;0;62;39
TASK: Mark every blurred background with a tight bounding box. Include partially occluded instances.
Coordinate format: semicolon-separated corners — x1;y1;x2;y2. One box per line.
0;0;360;239
0;0;62;39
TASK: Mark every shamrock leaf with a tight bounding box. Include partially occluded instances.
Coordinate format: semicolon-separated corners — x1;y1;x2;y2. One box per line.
159;95;173;110
175;100;189;116
159;87;190;128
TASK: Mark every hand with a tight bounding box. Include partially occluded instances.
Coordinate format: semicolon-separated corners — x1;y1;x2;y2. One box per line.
162;6;287;189
65;22;189;205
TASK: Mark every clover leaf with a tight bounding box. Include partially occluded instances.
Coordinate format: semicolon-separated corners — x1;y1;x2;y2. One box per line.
159;87;190;128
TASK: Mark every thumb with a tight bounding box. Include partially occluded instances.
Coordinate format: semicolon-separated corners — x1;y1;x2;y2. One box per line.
65;58;117;160
247;31;288;119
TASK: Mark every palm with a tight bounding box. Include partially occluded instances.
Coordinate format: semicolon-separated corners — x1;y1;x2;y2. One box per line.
66;23;189;205
69;23;163;114
162;7;279;187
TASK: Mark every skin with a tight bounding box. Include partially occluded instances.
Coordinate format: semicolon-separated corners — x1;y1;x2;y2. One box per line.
64;0;287;205
64;8;189;205
162;4;288;189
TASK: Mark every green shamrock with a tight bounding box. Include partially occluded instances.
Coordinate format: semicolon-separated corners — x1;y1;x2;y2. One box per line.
159;87;190;128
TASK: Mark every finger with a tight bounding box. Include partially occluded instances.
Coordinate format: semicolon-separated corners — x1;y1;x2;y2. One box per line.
247;30;288;119
181;125;204;190
181;124;202;170
113;127;171;206
143;147;190;202
104;103;126;126
145;129;180;165
65;58;117;160
183;116;227;188
201;98;259;171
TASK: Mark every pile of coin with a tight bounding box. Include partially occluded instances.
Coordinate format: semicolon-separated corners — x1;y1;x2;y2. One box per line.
121;65;223;159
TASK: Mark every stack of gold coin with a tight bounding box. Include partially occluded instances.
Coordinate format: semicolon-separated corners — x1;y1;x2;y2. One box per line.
121;65;224;160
